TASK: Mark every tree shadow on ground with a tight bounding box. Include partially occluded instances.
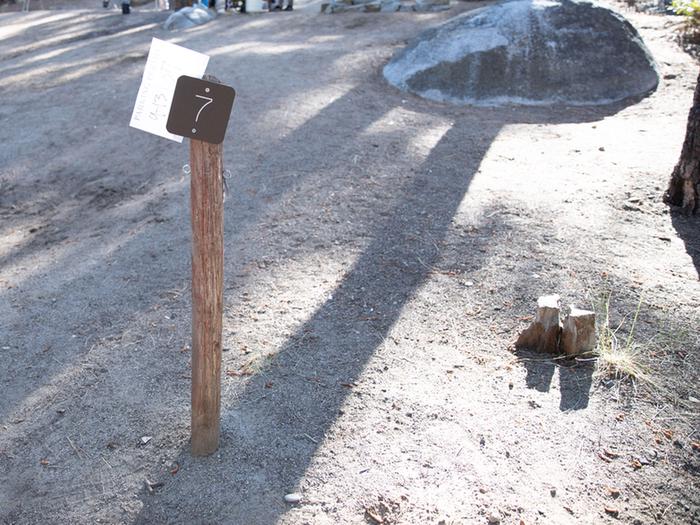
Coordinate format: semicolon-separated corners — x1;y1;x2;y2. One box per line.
0;9;642;523
134;98;628;522
0;8;448;437
517;350;595;411
0;10;166;64
671;213;700;279
133;105;503;525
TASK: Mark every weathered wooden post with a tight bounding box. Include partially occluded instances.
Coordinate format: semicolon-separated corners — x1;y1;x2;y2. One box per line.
130;39;234;457
167;74;236;456
189;137;224;456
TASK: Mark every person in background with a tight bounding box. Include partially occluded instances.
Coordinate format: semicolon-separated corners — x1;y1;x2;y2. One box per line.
269;0;292;10
121;0;130;13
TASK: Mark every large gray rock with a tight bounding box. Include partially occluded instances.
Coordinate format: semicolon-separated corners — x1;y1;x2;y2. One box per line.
322;0;450;13
164;4;217;31
383;0;659;106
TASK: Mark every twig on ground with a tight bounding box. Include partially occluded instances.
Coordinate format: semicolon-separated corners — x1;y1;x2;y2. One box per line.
67;436;87;460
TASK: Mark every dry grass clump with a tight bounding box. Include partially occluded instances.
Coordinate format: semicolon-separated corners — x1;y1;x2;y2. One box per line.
593;292;654;386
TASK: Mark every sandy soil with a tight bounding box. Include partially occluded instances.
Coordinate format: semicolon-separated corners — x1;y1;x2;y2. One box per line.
0;2;699;524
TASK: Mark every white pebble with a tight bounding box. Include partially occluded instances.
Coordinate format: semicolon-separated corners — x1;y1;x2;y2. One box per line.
284;493;302;504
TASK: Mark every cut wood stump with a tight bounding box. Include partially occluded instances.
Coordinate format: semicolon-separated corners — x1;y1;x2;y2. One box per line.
515;294;561;353
560;306;596;356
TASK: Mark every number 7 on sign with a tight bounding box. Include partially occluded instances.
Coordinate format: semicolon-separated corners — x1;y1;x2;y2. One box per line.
167;75;236;145
195;92;213;124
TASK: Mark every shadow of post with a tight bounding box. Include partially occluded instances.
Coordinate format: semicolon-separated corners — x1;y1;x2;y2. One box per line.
558;359;594;411
134;116;504;524
518;349;594;411
521;351;556;393
135;98;630;523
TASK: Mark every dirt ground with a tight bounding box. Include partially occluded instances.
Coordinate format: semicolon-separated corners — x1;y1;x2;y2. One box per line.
0;1;699;524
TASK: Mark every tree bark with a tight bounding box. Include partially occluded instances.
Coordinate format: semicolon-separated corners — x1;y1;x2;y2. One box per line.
665;70;700;216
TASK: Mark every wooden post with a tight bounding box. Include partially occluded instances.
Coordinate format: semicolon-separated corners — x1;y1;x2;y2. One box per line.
190;137;224;456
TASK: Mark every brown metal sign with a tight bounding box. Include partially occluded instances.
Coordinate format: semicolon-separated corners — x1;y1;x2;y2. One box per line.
166;75;236;145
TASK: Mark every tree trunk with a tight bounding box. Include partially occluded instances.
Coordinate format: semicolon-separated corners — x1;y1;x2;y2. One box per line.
665;70;700;216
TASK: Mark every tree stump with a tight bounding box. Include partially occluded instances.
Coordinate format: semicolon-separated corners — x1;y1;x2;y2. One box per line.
515;295;561;353
560;306;596;356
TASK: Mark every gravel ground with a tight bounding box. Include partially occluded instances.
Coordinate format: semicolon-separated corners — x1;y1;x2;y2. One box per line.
0;2;699;524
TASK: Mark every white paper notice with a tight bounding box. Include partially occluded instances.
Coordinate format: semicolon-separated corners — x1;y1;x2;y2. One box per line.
129;38;210;143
